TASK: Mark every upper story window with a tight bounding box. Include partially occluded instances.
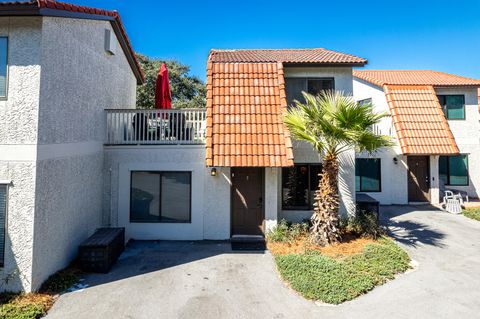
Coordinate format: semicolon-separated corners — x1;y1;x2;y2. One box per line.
285;78;334;107
357;98;372;106
0;37;7;99
437;95;465;120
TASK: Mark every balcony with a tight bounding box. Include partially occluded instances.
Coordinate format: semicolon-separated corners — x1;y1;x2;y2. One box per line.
105;109;206;145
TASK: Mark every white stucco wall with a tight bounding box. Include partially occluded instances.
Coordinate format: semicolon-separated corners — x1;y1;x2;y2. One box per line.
356;150;409;205
264;168;279;231
29;17;137;291
203;167;231;240
353;79;415;205
435;87;479;199
279;67;356;223
0;17;42;292
105;146;231;241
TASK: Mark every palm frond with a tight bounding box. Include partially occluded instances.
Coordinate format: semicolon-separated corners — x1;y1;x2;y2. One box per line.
283;90;393;157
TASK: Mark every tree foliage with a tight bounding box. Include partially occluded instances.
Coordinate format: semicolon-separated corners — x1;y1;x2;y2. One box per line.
135;53;206;109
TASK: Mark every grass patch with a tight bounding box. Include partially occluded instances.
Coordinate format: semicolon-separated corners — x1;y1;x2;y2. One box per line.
0;293;53;319
39;268;81;294
274;237;410;304
463;208;480;221
0;267;81;319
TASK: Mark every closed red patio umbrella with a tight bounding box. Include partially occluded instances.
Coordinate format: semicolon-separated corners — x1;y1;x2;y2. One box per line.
155;63;172;109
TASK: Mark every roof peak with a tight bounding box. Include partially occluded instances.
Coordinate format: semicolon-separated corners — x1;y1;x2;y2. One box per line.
211;48;326;52
0;0;144;84
208;48;367;65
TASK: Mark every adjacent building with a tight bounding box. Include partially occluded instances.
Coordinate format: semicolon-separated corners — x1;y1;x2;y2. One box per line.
0;0;143;291
353;70;480;205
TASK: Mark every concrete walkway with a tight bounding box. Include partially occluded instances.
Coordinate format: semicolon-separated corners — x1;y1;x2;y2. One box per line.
46;206;480;319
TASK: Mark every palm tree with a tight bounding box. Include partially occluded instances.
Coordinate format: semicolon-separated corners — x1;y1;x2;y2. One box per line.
284;91;393;246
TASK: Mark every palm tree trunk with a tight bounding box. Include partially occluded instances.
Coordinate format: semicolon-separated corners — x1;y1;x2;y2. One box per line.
310;153;341;246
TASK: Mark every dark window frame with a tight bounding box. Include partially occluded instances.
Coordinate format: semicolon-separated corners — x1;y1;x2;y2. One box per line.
281;163;322;211
357;98;372;106
129;171;192;223
439;155;469;186
437;95;465;120
285;77;335;107
355;158;382;193
0;37;7;100
0;184;7;267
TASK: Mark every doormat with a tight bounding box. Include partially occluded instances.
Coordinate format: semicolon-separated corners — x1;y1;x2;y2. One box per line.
231;241;266;251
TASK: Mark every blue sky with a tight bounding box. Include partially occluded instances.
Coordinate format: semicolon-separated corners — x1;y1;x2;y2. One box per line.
44;0;480;81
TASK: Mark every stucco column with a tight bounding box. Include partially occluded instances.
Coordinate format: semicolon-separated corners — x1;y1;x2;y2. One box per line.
430;155;440;205
338;149;356;217
264;167;279;232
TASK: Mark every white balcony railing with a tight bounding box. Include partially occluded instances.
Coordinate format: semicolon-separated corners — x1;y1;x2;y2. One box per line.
105;109;206;145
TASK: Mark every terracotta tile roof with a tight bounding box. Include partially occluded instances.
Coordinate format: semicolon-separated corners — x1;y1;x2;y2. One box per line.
384;85;459;155
353;70;480;87
0;0;144;84
205;60;294;167
209;48;367;65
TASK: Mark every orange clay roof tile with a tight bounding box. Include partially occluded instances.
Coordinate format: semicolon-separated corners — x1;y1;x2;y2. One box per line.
353;70;480;87
209;48;367;65
384;85;459;155
206;48;368;167
206;60;294;167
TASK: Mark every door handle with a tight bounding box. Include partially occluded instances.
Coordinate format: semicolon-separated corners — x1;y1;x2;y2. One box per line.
257;197;263;208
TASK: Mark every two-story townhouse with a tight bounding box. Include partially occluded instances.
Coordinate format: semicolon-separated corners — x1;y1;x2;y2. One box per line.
353;70;480;205
0;0;143;292
104;48;368;244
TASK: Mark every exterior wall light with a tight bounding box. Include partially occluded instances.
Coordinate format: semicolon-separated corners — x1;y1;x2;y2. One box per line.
211;167;218;177
393;157;398;165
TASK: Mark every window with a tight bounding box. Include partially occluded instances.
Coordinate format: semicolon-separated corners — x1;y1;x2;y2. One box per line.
282;164;322;210
0;38;7;99
438;95;465;119
0;184;7;267
439;155;468;186
285;78;334;107
130;171;191;223
355;159;381;192
358;98;372;106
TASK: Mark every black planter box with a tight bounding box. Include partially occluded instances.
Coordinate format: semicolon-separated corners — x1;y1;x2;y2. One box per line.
356;193;380;222
79;228;125;273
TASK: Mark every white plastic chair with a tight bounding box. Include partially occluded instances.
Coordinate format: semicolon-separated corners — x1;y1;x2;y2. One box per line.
446;189;469;204
442;190;463;214
443;190;463;206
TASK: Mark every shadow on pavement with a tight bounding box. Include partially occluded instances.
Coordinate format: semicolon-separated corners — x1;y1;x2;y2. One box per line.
80;240;264;289
380;205;446;248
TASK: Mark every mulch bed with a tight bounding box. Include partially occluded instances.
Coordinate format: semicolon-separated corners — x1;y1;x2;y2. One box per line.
267;233;377;258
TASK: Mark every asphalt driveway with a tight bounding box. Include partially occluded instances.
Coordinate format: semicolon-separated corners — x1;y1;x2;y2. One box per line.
46;205;480;319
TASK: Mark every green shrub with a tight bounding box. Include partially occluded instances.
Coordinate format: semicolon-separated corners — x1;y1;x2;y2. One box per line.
266;220;309;243
340;210;384;239
463;209;480;221
39;269;80;294
0;303;45;319
275;237;410;304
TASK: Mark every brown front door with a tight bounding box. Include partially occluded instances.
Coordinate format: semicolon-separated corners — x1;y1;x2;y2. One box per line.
231;168;264;236
408;156;431;202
